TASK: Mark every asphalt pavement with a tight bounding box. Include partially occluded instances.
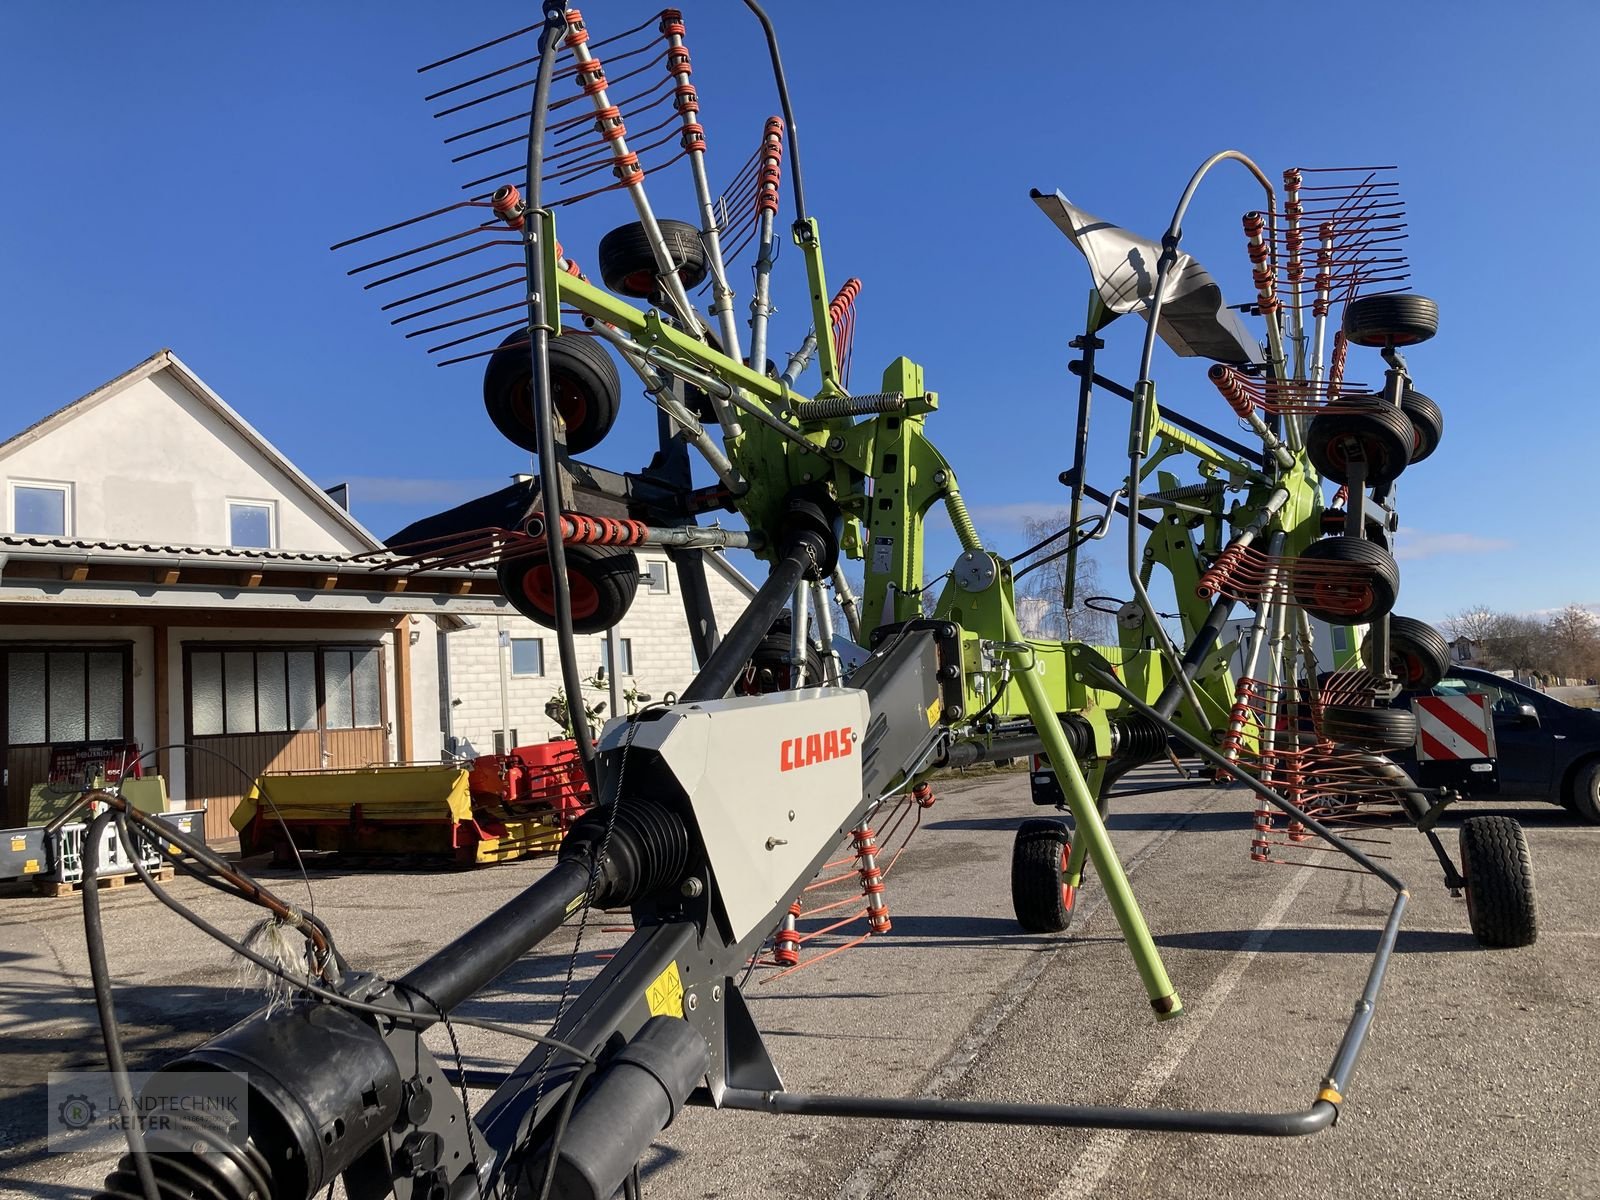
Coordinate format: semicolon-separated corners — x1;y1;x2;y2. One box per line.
1;764;1595;1199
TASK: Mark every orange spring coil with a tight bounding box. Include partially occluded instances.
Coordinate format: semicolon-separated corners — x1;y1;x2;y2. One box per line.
756;117;784;215
492;184;525;230
912;781;935;809
772;900;802;966
659;9;685;36
554;514;649;547
828;278;862;327
563;10;588;46
1207;363;1254;419
1195;545;1245;599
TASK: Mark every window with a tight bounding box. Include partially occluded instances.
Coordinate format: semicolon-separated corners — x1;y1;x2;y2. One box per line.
188;645;378;736
511;638;545;677
493;729;520;755
644;561;670;594
228;500;275;549
5;647;127;745
1331;626;1350;653
601;637;633;676
11;481;71;536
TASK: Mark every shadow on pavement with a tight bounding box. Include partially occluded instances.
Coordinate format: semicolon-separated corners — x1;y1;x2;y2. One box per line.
1156;926;1478;954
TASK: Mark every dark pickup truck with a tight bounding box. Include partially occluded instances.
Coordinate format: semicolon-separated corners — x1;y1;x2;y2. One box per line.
1395;665;1600;823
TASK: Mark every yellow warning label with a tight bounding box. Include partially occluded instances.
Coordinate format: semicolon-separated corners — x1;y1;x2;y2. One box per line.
927;696;942;727
565;893;586;916
23;859;39;874
10;837;24;852
645;961;685;1018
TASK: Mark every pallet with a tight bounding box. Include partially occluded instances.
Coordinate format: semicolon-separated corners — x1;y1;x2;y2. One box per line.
34;866;174;898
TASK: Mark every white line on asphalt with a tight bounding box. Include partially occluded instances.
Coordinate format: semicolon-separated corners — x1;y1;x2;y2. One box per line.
837;787;1227;1200
1047;862;1319;1200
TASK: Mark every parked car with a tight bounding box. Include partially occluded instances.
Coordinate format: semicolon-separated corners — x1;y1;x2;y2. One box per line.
1394;665;1600;822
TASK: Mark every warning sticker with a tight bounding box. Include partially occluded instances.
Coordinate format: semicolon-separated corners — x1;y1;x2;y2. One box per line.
645;961;685;1018
871;536;894;574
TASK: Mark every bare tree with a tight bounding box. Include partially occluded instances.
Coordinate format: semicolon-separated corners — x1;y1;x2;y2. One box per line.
1441;605;1503;646
1546;605;1600;682
1014;513;1110;643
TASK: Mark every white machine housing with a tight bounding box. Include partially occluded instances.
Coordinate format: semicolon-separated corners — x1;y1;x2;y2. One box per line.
598;687;871;943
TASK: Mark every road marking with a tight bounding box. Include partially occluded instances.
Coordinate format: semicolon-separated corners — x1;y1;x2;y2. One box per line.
1047;863;1319;1200
837;787;1226;1200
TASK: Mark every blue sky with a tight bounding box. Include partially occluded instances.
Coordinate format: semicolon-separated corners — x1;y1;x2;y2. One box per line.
2;2;1596;627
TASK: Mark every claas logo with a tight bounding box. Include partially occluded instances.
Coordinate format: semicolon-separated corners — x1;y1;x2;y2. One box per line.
780;727;853;772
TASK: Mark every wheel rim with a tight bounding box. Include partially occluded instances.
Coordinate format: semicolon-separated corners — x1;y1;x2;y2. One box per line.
522;562;601;620
511;373;588;436
1059;843;1076;914
1311;576;1376;617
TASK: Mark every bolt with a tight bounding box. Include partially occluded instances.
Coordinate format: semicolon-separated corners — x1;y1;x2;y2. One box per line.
686;993;699;1012
826;435;845;452
765;837;789;850
680;877;704;898
933;469;948;487
801;472;813;482
944;705;963;721
711;985;723;1003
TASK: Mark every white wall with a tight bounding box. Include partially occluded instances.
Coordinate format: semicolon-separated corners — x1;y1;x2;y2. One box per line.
1;369;364;553
444;550;749;751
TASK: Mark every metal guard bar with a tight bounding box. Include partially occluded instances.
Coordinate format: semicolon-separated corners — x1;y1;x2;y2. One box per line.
686;660;1409;1141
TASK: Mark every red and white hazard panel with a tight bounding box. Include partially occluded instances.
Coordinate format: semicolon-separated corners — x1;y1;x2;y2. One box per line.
1413;694;1497;761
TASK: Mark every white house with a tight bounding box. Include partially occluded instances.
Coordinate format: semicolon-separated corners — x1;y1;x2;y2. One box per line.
1;350;753;840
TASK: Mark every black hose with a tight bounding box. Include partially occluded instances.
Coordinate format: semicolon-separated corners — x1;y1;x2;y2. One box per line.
81;809;161;1200
523;1;598;786
741;0;806;221
680;543;813;703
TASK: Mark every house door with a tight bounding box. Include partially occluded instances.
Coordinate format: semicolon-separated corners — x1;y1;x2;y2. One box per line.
183;644;388;838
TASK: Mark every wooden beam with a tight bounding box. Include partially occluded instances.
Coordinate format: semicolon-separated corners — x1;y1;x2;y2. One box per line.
69;564;90;582
240;571;264;589
393;618;414;764
384;577;409;593
157;568;180;586
153;625;171;783
448;579;473;595
317;574;339;590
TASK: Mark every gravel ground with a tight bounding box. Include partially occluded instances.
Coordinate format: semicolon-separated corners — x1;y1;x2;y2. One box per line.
1;764;1595;1199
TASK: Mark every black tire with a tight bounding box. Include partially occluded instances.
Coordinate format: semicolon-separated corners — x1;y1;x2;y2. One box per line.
1363;615;1449;690
598;219;707;298
1320;508;1391;552
731;613;825;693
1305;399;1415;488
1571;760;1600;825
496;543;640;635
1292;536;1400;624
1342;292;1439;347
483;327;620;455
1317;704;1417;751
1459;815;1538;949
1011;818;1078;933
1399;387;1443;463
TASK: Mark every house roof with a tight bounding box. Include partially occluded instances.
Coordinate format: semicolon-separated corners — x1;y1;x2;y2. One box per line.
1;533;394;567
0;349;386;552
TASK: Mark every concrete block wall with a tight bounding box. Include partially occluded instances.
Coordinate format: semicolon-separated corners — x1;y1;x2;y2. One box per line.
443;550;749;751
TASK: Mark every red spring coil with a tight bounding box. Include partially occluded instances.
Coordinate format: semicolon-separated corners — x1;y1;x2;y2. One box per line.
577;58;608;97
1332;485;1348;506
1207;363;1253;419
612;151;643;184
673;82;699;114
555;514;649;547
680;122;705;152
492;183;525;231
667;46;691;77
1329;329;1349;388
660;8;685;36
772;900;801;966
595;105;626;142
912;782;935;809
563;10;588;46
828;277;862;327
1195;545;1243;599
